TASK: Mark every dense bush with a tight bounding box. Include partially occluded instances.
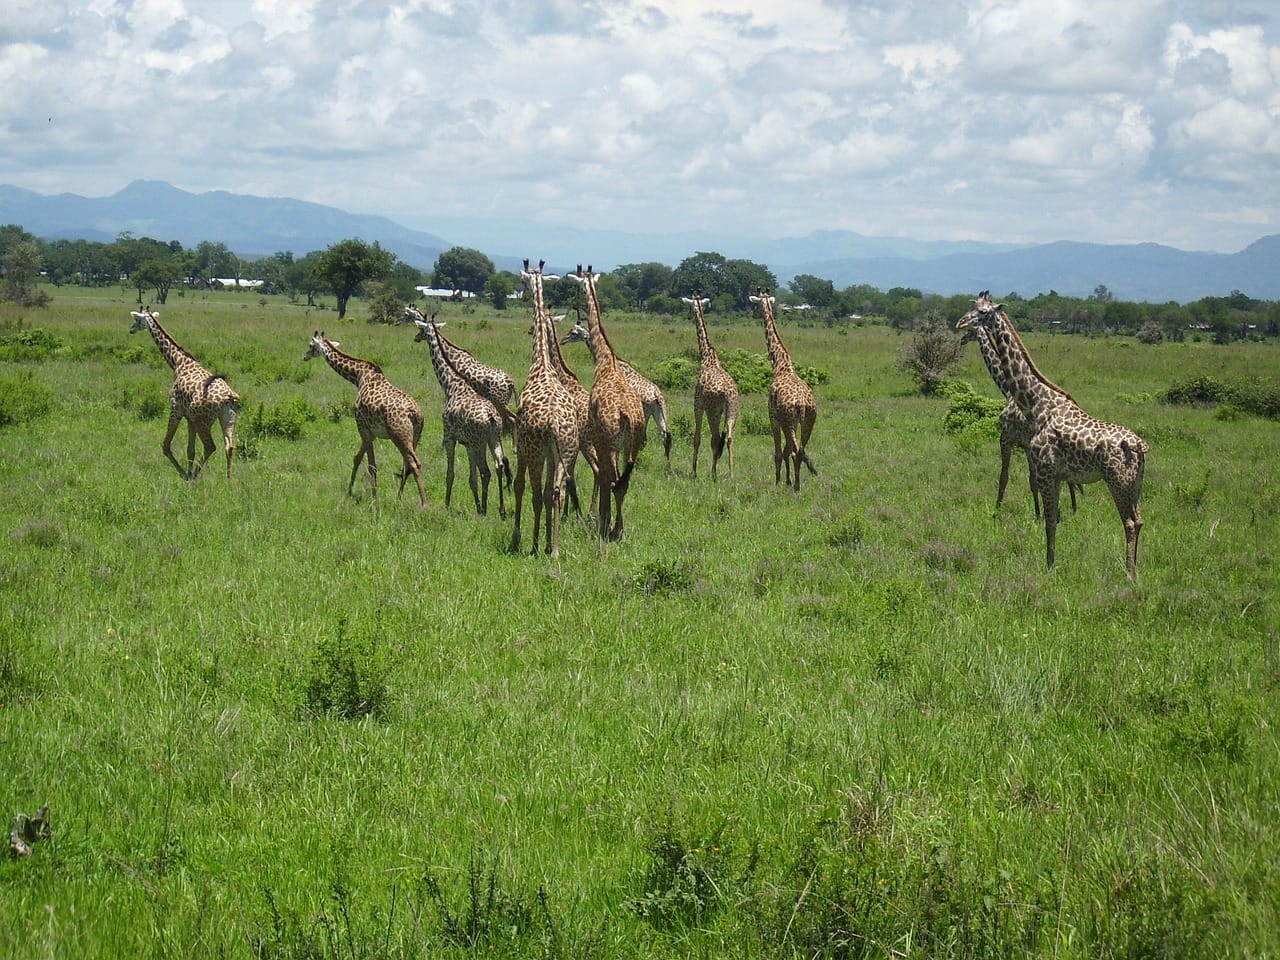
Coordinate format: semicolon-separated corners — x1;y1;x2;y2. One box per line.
0;327;66;362
1161;374;1280;419
941;380;1003;439
0;374;54;426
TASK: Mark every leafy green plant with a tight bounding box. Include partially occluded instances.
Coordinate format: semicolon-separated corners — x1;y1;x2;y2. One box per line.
628;813;745;930
0;326;65;362
299;619;389;721
422;852;567;957
0;374;54;426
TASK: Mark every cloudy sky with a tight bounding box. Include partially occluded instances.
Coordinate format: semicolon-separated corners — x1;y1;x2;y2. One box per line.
3;0;1278;253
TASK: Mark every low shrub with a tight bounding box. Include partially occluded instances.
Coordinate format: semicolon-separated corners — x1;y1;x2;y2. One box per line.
0;327;66;362
299;618;390;721
1161;374;1280;419
0;374;55;426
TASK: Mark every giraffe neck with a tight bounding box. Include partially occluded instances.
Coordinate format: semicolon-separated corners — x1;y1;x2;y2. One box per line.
526;273;556;379
546;320;579;383
420;320;462;393
323;340;378;387
144;314;195;371
760;299;794;374
975;326;1012;400
692;301;718;366
582;276;619;372
987;311;1066;418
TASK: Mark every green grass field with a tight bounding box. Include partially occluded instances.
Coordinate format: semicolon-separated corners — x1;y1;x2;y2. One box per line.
2;286;1277;958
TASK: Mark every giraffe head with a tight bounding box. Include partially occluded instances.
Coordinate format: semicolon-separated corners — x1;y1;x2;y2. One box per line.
400;304;426;326
749;289;776;316
409;313;442;343
303;330;331;361
681;294;711;315
559;321;590;346
129;308;157;333
955;290;1001;333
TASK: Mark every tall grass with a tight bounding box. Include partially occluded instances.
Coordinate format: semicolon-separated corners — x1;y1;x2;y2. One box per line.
1;286;1277;957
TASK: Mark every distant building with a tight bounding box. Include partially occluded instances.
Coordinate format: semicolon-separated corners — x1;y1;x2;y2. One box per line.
211;278;265;289
416;286;475;299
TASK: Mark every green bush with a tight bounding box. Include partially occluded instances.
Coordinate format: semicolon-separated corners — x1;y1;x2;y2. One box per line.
941;381;1002;438
0;326;66;363
1161;374;1280;418
246;396;318;441
0;374;55;426
299;619;389;721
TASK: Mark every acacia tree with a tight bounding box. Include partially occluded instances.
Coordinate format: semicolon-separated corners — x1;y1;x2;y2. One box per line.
132;256;183;304
896;311;965;394
316;239;394;319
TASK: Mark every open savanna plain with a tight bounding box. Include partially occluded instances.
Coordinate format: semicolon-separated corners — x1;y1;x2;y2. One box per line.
1;285;1277;958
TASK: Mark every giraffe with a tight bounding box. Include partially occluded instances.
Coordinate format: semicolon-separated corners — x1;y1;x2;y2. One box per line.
542;312;594;517
567;265;646;541
409;314;513;518
956;292;1148;582
750;290;817;490
303;331;426;506
129;308;240;480
510;260;581;557
560;321;673;462
682;293;740;480
402;305;516;410
969;323;1081;518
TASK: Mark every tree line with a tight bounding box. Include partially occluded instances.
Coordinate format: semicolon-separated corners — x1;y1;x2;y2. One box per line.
2;224;1276;343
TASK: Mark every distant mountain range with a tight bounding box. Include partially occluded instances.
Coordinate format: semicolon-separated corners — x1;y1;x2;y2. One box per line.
3;180;1277;302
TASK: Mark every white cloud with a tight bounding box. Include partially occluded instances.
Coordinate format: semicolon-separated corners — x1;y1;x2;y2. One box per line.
1;0;1278;252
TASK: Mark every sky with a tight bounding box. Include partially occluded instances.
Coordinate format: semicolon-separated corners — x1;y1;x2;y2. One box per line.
2;0;1279;254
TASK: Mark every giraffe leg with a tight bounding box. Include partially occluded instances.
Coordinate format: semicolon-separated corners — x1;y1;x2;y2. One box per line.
472;447;490;516
1107;475;1144;583
349;432;374;500
596;454;614;542
402;447;426;507
185;421;201;480
798;409;817;479
192;423;217;480
725;413;736;482
220;402;238;480
655;401;672;461
771;418;784;485
997;437;1014;512
492;440;509;520
691;404;703;477
510;454;528;554
1041;478;1061;572
549;455;567;558
161;412;188;479
1020;447;1040;519
444;438;458;509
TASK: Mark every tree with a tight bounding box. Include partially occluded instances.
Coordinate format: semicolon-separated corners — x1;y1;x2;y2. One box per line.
614;261;674;309
431;247;495;297
789;274;836;308
896;312;965;394
132;256;183;304
484;270;517;310
1;237;48;306
316;239;394;319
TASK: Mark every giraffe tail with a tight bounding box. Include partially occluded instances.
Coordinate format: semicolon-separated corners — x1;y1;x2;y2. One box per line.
800;449;818;475
564;475;581;517
712;433;727;458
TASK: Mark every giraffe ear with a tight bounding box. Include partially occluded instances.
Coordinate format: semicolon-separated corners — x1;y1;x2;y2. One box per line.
701;297;711;309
